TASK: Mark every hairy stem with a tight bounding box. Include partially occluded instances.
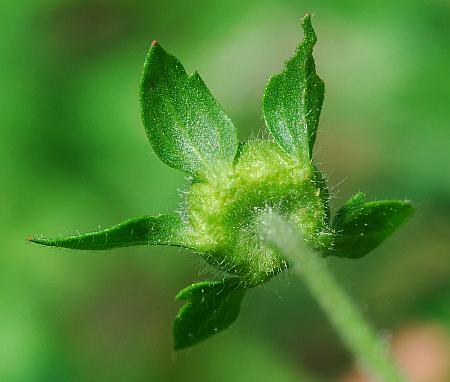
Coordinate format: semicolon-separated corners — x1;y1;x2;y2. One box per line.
261;213;407;382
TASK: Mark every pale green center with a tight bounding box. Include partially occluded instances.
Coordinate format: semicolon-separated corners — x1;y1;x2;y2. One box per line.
184;141;331;286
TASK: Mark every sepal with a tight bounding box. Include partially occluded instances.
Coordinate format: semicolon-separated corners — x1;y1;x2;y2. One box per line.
29;215;187;250
174;278;246;349
328;193;414;258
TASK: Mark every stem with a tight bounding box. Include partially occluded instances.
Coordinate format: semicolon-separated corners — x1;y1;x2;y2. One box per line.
261;213;407;382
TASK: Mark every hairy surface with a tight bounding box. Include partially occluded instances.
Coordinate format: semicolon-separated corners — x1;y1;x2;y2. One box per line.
184;140;332;286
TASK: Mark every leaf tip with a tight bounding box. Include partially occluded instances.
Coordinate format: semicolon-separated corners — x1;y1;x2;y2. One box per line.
27;236;49;246
27;235;43;244
151;39;158;47
402;199;415;214
300;12;317;44
301;12;313;27
302;11;313;21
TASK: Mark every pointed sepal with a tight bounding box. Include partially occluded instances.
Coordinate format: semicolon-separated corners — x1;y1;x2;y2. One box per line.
29;215;186;250
140;41;238;179
263;13;324;161
328;193;414;258
173;278;246;349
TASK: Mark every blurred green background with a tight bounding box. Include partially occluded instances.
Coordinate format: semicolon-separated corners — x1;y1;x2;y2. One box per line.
2;0;450;381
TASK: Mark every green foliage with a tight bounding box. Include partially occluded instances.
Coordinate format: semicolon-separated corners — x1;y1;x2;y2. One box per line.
29;215;186;250
329;193;414;258
140;41;238;180
30;13;413;349
174;278;246;349
263;14;324;161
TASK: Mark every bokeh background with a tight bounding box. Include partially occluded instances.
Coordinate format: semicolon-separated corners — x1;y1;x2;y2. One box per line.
2;0;450;381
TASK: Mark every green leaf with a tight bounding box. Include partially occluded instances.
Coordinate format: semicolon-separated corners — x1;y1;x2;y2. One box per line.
140;41;238;179
262;13;324;162
29;215;186;250
328;193;414;258
174;278;246;349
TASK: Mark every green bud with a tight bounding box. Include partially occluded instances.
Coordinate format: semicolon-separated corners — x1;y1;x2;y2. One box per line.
184;140;332;286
